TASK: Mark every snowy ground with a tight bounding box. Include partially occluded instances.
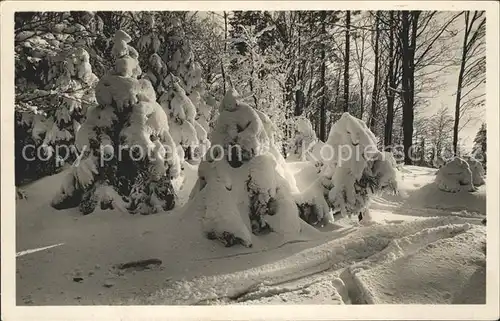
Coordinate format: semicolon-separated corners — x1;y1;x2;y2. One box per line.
15;162;486;305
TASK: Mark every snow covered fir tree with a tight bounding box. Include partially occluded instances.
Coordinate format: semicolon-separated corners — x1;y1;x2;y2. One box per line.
11;10;490;308
190;88;303;247
14;16;100;184
51;30;181;215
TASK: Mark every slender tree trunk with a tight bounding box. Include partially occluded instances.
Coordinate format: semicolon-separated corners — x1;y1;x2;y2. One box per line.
332;68;342;125
294;21;303;116
320;11;327;141
453;12;483;155
401;11;413;165
453;25;469;155
384;11;396;149
369;11;380;131
221;11;228;93
343;11;351;113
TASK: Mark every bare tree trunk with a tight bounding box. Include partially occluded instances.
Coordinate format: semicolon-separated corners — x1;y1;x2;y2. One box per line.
453;16;468;155
384;11;396;149
294;23;303;116
319;10;327;141
343;11;351;113
221;11;228;93
453;11;485;155
369;10;380;131
401;10;419;165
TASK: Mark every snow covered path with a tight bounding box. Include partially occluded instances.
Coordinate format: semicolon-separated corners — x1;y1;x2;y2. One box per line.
15;164;486;305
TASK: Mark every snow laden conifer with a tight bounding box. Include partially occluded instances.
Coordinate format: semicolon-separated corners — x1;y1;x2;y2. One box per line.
298;113;399;225
191;89;303;248
40;48;99;167
167;42;212;155
51;30;181;215
158;73;206;163
15;47;98;184
472;123;486;170
15;15;100;184
289;117;318;160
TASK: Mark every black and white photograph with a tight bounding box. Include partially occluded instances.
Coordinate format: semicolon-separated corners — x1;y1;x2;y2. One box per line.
1;1;499;320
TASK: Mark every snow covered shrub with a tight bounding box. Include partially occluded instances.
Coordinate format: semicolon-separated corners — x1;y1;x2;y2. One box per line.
472;123;486;170
197;160;253;248
14;12;104;184
297;113;399;224
158;74;204;163
210;88;269;167
193;89;303;247
465;157;485;186
15;47;99;184
289;117;319;161
135;12;163;66
246;154;301;237
143;53;169;97
51;30;181;215
166;41;213;156
435;157;476;193
194;92;215;133
256;109;299;193
42;48;99;164
321;113;398;219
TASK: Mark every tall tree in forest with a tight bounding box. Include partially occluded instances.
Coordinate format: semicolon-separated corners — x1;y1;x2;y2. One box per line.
400;10;419;164
319;10;327;141
352;14;369;120
369;10;381;131
453;11;486;155
383;11;401;149
222;11;228;93
391;11;461;160
343;11;351;113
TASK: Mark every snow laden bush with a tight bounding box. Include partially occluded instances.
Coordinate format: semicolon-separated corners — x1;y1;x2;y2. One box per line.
15;47;98;184
288;117;319;161
298;113;399;225
167;42;212;153
41;48;99;165
191;89;302;248
51;30;181;215
472;123;486;170
210;88;269;167
143;53;169;98
194;92;215;133
158;74;206;163
435;157;478;193
466;157;486;186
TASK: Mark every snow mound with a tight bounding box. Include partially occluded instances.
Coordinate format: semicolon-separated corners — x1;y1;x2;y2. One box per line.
435;157;475;193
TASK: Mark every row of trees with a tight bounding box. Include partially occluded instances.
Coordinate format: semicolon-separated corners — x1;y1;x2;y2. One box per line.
218;10;486;164
15;10;487;188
